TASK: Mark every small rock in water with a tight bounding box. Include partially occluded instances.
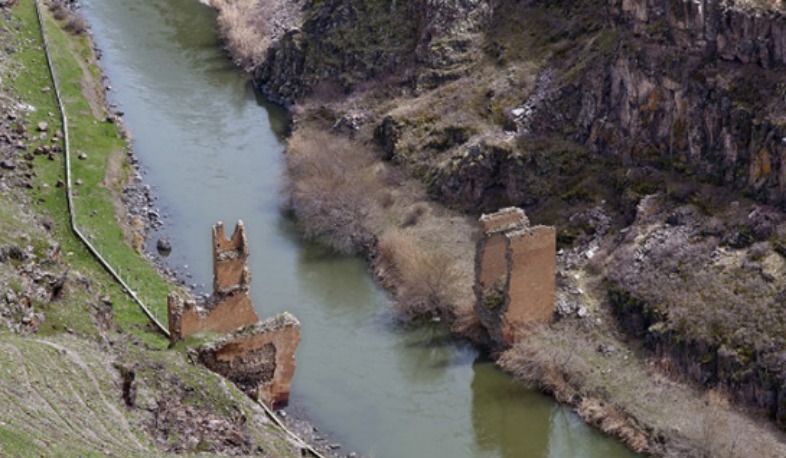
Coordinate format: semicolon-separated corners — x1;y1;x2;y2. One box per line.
156;238;172;256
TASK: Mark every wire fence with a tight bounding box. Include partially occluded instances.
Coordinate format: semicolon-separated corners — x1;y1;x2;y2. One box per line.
34;0;169;336
32;2;328;456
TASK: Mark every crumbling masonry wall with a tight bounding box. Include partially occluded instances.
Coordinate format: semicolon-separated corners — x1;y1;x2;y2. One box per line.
167;221;301;407
167;221;259;341
195;313;301;407
475;208;556;346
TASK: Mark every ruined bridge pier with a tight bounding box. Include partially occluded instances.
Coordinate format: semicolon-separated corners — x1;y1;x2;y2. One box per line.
474;208;556;346
168;221;300;407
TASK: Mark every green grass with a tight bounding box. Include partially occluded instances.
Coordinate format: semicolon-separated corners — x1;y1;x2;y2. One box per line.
10;0;173;346
0;4;302;457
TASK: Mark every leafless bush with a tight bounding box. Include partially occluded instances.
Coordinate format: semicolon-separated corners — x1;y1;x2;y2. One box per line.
285;128;382;253
498;326;587;401
748;241;770;261
379;191;395;209
401;202;427;227
212;0;272;70
698;403;742;458
377;230;462;320
48;2;68;20
64;15;86;35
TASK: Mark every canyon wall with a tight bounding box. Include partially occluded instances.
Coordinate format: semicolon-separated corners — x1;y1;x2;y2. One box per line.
572;0;786;206
254;0;491;104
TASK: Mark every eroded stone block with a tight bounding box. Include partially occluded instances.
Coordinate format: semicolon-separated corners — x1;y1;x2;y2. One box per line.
194;313;301;407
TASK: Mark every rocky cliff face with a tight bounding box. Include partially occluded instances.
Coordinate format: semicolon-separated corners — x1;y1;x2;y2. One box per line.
237;0;786;437
254;0;490;104
249;0;786;211
415;0;786;213
573;0;786;205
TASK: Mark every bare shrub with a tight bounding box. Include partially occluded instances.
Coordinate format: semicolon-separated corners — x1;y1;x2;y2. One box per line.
748;241;770;261
497;326;587;401
285;128;382;253
698;404;742;458
48;2;68;20
377;230;462;320
212;0;272;70
379;191;395;209
400;202;428;227
64;15;86;35
450;305;488;343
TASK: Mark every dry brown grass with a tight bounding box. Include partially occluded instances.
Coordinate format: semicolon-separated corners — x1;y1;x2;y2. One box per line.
377;229;463;320
211;0;272;70
498;320;786;457
283;118;477;321
285;128;384;253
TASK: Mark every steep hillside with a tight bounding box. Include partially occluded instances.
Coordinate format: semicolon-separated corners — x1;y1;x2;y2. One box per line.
0;1;303;455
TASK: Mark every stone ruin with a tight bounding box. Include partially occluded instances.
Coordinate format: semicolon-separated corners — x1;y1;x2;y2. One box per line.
168;222;258;340
474;207;556;346
194;313;300;406
167;221;300;407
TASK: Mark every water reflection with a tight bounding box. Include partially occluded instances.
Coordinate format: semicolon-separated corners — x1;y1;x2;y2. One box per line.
472;358;553;457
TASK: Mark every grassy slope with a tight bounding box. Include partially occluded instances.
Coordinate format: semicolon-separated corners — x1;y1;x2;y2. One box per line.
0;1;298;456
11;0;172;344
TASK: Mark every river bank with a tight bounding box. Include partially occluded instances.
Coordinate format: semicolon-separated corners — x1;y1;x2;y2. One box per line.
0;1;322;455
206;0;786;456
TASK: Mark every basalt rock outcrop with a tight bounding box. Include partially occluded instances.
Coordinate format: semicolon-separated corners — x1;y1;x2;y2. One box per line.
571;0;786;206
254;0;491;105
168;221;300;406
227;0;786;213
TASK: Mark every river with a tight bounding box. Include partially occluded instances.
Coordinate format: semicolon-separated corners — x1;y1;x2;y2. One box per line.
79;1;639;457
